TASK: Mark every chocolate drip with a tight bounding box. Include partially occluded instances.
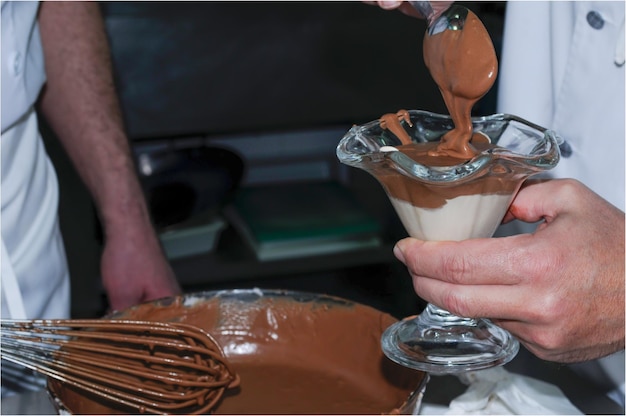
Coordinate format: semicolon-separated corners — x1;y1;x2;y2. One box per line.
423;9;498;159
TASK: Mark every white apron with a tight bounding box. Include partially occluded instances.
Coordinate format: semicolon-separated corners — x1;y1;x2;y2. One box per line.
0;109;71;395
1;0;71;395
496;0;625;407
1;110;70;321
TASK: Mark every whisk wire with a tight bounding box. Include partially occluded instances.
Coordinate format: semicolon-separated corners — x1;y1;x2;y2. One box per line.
1;318;239;414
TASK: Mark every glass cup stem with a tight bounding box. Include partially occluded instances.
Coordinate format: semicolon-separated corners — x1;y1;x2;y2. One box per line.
419;304;478;325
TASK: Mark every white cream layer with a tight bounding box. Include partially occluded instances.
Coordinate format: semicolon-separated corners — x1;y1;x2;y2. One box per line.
390;193;512;241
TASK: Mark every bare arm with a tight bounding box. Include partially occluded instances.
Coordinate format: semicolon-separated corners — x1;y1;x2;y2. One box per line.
37;2;180;312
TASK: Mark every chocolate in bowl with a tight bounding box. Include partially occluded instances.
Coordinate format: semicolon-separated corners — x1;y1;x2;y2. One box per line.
48;289;428;414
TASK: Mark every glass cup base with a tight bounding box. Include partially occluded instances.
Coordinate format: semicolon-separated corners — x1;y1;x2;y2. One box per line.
381;306;519;374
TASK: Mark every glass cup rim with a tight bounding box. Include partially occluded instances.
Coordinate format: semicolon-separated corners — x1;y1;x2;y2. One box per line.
336;110;561;185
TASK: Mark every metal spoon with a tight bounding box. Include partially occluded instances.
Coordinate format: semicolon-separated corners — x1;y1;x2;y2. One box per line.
409;1;572;158
408;1;468;35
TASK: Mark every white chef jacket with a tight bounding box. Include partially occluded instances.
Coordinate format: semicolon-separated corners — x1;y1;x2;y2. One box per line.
498;1;625;210
496;0;625;408
1;0;70;319
1;0;71;395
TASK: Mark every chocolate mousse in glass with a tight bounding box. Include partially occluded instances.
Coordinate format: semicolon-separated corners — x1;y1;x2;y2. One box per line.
336;110;560;374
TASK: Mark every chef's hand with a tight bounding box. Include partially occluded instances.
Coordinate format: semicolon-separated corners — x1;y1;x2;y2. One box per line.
393;179;625;363
364;1;453;20
100;220;181;313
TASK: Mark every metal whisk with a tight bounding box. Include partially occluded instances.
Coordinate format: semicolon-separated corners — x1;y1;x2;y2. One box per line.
1;319;240;414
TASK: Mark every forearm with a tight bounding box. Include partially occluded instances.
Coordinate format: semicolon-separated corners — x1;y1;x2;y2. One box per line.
37;1;151;238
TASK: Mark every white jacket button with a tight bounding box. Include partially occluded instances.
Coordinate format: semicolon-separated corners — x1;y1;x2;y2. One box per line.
586;10;605;30
9;52;23;77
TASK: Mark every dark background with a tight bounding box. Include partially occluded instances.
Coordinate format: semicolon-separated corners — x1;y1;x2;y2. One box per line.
42;1;506;319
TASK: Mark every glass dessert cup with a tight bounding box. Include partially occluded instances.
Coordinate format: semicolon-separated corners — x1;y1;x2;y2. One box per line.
336;110;560;374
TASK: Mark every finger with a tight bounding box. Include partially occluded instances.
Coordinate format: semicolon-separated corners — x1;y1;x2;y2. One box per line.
491;319;587;363
368;1;427;18
411;274;533;320
394;235;532;286
377;0;403;10
489;319;545;355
